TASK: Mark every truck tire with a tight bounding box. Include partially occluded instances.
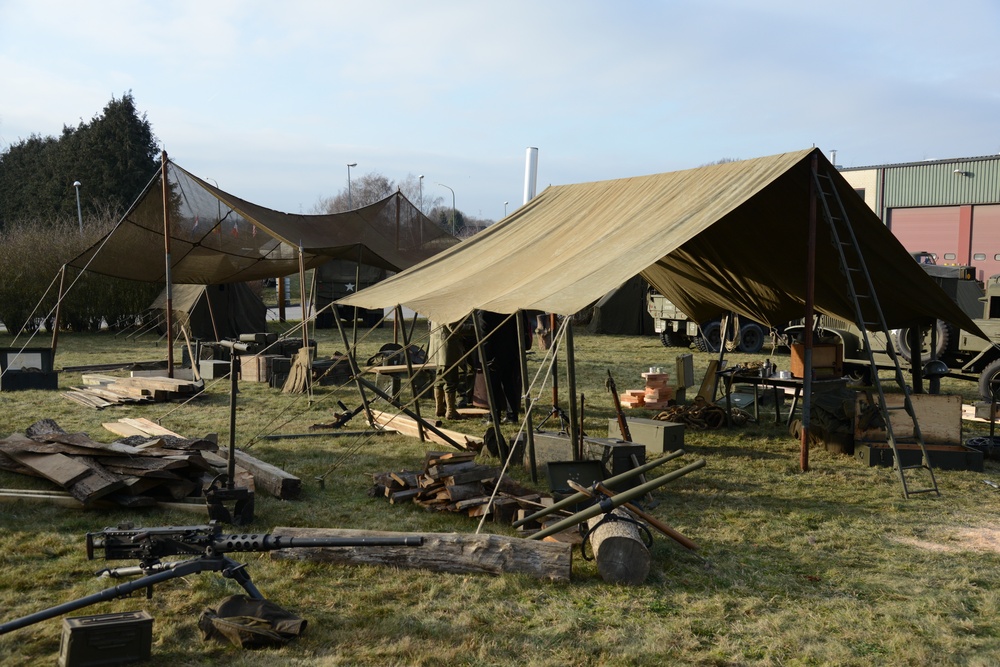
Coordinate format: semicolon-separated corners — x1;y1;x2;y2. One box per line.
659;331;689;348
695;321;722;353
979;359;1000;402
894;320;950;363
737;323;766;354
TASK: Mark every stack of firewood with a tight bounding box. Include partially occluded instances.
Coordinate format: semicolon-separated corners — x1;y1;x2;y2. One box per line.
372;451;552;525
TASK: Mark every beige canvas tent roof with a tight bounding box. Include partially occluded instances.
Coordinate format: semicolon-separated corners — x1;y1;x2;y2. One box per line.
340;148;980;336
69;159;458;284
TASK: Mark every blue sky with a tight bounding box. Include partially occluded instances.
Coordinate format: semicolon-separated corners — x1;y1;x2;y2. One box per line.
1;0;997;222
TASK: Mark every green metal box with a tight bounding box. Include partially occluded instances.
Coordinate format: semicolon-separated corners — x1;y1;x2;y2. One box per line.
58;610;153;667
854;444;983;472
607;417;684;454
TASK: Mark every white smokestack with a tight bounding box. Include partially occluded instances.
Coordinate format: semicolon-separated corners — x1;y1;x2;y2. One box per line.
523;147;538;204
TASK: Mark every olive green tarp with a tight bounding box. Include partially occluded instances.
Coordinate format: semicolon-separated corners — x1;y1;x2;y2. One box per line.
149;283;267;340
68;159;458;284
340;148;982;338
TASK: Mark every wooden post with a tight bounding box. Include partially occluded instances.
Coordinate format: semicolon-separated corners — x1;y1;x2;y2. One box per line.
161;151;174;378
396;305;425;442
517;310;538;482
802;153;819;472
565;320;580;459
50;265;67;359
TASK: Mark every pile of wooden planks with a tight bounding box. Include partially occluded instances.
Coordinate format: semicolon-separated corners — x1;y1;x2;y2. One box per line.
0;418;241;508
63;373;203;409
372;450;553;525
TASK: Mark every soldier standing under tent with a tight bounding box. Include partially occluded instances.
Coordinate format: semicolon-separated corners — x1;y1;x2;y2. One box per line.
428;320;464;420
478;310;523;424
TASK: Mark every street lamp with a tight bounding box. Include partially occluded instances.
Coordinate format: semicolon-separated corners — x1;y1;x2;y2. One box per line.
504;201;509;217
437;182;456;235
418;175;424;213
347;162;357;209
73;181;83;234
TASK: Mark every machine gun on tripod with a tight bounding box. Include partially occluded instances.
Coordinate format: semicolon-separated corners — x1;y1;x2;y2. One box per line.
0;522;423;635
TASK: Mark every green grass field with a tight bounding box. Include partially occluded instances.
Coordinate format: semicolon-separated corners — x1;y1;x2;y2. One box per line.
1;321;999;666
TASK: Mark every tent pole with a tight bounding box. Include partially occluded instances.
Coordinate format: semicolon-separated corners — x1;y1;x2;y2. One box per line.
353;246;362;349
298;243;313;402
50;264;67;359
396;305;426;442
802;154;819;472
516;310;538;483
161;150;174;378
565;319;580;460
203;287;220;342
550;313;559;416
333;307;376;428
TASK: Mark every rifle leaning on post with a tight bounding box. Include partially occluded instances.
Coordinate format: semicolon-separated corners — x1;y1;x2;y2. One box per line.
0;522;423;635
606;370;632;442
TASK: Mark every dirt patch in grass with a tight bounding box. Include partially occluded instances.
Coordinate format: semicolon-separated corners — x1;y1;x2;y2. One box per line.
894;524;1000;553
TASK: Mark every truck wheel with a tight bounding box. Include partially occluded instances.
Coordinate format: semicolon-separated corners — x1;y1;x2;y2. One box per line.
894;320;950;363
659;331;689;348
737;323;766;354
978;359;1000;402
697;321;722;353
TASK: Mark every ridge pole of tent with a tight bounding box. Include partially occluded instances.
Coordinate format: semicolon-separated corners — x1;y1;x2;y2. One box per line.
516;310;538;482
565;319;580;459
50;264;67;358
802;154;820;472
161;150;174;378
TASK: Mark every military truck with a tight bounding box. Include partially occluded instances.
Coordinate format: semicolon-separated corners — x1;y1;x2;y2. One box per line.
646;289;767;354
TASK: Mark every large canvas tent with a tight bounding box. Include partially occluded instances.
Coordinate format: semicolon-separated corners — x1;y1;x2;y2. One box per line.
69;158;458;285
339;148;980;338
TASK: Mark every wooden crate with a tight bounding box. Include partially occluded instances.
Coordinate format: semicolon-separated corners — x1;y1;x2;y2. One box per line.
855;393;962;445
242;354;280;382
790;342;843;379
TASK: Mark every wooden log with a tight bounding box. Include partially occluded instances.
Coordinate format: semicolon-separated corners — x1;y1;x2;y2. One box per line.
585;508;650;585
270;526;572;582
219;447;300;499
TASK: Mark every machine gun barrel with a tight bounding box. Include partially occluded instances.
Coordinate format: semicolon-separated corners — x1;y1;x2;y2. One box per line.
1;526;423;635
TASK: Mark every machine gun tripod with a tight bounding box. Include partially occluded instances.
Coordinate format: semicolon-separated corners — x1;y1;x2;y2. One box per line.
0;522;422;635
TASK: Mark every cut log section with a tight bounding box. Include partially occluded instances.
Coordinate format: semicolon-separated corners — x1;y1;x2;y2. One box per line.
585;508;651;585
271;526;572;582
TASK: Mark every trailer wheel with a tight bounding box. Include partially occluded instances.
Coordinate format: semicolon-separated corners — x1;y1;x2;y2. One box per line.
737;323;766;354
696;321;722;353
894;320;950;363
978;359;1000;402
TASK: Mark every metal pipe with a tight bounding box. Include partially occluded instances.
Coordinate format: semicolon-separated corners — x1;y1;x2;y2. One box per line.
527;459;706;540
512;449;686;528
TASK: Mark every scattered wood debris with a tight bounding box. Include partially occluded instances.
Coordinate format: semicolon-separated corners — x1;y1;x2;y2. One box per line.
0;419;231;508
63;373;204;409
371;450;557;526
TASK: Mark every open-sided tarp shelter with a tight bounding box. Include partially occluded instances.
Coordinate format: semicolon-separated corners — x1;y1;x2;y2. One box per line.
69;158;458;284
149;283;267;340
340;148;980;337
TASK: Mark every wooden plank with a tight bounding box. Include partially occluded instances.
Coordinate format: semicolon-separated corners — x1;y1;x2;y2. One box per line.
0;488;207;513
6;451;92;487
119;418;183;438
102;422;150;438
219;447;300;499
66;457;126;505
371;410;484;449
271;527;572;582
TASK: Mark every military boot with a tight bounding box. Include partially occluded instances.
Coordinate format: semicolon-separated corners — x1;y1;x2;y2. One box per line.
435;386;446;418
445;390;462;420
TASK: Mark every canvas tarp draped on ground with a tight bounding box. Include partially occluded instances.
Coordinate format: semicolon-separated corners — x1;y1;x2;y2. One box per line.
339;148;981;337
68;159;457;284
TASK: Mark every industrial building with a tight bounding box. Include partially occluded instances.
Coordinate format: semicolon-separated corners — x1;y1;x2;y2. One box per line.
840;154;1000;281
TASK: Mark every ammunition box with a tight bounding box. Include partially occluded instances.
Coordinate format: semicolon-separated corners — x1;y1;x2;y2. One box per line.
58;610;153;667
607;417;684;454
